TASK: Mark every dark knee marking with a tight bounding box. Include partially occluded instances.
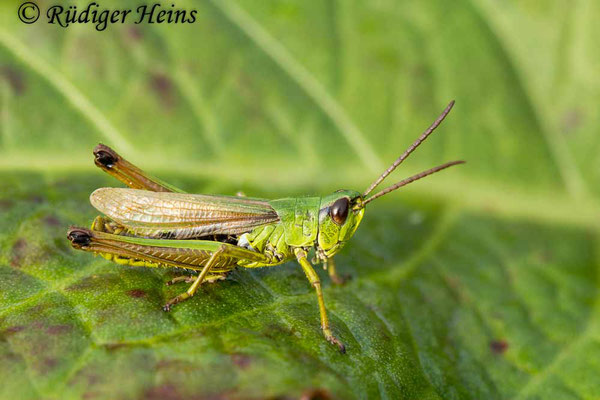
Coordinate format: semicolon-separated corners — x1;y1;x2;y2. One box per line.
93;144;119;168
67;227;92;247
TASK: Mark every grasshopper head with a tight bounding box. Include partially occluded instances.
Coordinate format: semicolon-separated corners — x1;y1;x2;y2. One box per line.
316;101;465;260
317;190;365;259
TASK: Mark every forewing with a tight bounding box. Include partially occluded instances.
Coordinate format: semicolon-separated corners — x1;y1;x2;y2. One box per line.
90;188;279;239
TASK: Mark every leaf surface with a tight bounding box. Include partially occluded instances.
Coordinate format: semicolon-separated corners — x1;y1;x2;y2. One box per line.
1;0;599;399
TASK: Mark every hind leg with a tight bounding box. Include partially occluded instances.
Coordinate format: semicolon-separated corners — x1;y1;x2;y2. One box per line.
93;144;183;193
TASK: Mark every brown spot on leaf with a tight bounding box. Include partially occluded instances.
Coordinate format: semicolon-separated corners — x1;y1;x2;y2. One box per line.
83;390;99;400
0;200;13;210
32;320;44;330
155;359;193;371
534;248;553;263
149;73;175;109
301;389;333;400
43;215;61;227
46;324;72;335
231;353;252;369
65;276;99;292
143;384;233;400
411;63;427;79
103;342;129;351
127;26;143;41
3;351;21;362
127;289;147;298
1;66;25;95
143;384;182;400
2;325;25;336
490;339;508;354
27;195;45;204
561;109;583;135
66;274;120;292
71;371;101;388
44;358;58;369
10;238;28;268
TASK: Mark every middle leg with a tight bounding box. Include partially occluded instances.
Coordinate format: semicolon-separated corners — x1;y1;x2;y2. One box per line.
163;246;227;311
325;257;349;285
295;248;345;353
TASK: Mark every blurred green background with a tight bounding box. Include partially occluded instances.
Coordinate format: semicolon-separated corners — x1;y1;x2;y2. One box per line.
1;0;599;399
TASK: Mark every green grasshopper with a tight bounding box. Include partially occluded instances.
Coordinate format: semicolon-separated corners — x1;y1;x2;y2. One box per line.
67;101;463;352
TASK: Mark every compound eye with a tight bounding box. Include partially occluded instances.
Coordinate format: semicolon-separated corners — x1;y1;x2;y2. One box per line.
329;197;349;225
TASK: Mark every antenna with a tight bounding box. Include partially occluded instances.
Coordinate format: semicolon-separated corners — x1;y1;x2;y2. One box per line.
362;160;465;205
363;100;456;197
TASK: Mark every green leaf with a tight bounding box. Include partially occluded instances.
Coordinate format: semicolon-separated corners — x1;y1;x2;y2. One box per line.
1;0;599;399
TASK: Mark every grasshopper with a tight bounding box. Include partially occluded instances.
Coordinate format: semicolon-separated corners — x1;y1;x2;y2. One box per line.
67;101;463;352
